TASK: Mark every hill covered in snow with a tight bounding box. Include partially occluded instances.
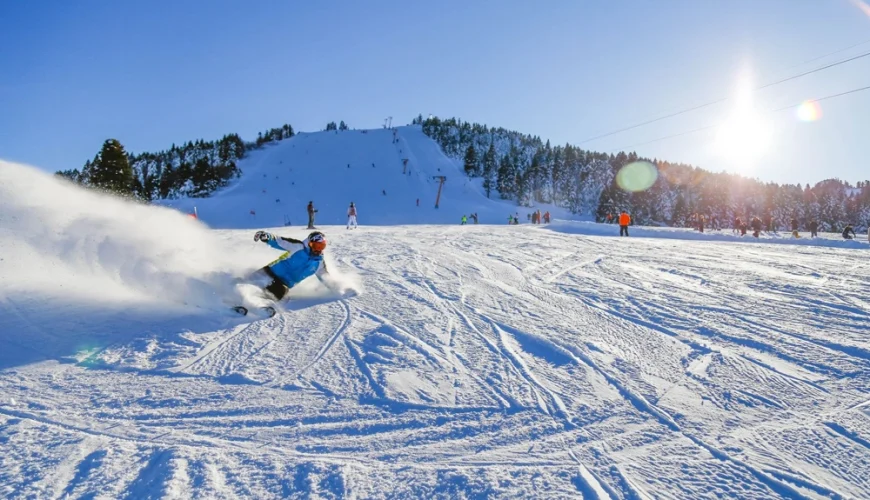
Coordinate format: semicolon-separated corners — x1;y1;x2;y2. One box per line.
2;159;870;498
161;126;572;229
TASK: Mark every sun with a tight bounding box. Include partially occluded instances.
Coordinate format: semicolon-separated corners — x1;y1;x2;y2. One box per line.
713;77;772;169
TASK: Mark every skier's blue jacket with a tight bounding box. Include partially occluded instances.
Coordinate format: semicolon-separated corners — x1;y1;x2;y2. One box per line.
263;236;327;288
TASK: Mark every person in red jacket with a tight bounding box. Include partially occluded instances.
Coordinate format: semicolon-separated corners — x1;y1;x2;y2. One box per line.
619;211;631;237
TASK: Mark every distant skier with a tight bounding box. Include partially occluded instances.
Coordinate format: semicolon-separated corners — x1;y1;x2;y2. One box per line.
543;211;551;224
619;210;631;237
842;225;856;240
698;215;705;233
461;215;467;225
307;201;318;229
416;198;420;207
791;218;799;233
247;230;330;302
471;213;479;224
733;217;742;235
347;202;358;229
809;219;819;238
751;217;762;238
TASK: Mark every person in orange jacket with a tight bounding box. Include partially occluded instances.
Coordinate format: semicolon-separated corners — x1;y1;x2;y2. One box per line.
619;210;631;237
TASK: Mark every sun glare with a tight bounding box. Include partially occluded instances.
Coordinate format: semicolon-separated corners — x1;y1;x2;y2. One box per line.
713;75;771;169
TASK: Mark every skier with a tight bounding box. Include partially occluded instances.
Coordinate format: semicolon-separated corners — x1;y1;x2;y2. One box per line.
461;215;467;225
733;217;742;235
791;218;799;233
842;225;856;240
307;201;318;229
544;211;551;224
751;217;762;238
619;210;631;237
347;202;358;229
698;215;705;233
250;230;329;302
809;219;819;238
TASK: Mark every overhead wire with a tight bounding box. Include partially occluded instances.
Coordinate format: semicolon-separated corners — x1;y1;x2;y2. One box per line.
579;47;870;145
609;84;870;152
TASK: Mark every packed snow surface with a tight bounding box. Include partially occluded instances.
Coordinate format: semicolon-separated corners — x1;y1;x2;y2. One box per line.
2;161;870;499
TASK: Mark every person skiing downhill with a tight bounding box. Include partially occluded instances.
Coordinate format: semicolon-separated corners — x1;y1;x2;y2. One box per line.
249;230;330;302
347;202;358;229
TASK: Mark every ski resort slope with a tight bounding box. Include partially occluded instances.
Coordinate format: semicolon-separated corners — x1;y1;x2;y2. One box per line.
164;126;570;228
2;161;870;498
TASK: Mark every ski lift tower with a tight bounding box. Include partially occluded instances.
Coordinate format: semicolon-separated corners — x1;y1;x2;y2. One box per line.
433;175;446;209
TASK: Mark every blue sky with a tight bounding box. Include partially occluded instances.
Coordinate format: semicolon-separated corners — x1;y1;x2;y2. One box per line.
1;0;869;185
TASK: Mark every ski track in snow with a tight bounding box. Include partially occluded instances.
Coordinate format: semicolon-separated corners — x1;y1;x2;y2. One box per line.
2;222;870;498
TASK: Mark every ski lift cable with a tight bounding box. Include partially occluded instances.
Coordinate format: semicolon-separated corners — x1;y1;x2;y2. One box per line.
610;83;870;152
579;48;870;145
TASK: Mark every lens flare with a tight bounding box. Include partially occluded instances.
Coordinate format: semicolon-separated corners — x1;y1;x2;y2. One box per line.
616;161;658;192
850;0;870;19
796;100;823;122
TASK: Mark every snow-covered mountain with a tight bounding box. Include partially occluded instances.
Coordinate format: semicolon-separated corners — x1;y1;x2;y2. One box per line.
162;126;575;229
1;159;869;498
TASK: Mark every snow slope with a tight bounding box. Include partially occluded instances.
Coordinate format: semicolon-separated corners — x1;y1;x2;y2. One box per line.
548;220;870;249
163;126;572;228
2;161;870;498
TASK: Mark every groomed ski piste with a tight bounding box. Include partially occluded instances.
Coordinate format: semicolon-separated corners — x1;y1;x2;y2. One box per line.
2;126;869;499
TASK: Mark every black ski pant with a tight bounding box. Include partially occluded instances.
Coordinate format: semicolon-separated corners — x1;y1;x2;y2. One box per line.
307;213;315;229
262;266;290;300
620;225;629;237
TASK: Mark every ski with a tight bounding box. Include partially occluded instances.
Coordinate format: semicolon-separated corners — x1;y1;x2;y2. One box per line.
231;305;277;318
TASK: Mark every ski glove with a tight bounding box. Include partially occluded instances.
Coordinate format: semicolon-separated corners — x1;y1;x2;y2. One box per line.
254;231;274;242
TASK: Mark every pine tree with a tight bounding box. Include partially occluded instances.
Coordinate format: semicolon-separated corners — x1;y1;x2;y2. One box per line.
55;168;83;183
88;139;133;195
497;154;516;199
339;121;348;131
482;143;497;198
463;144;478;176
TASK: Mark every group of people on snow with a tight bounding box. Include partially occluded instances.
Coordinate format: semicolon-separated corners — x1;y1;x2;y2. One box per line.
527;210;550;224
304;200;360;230
461;213;479;225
